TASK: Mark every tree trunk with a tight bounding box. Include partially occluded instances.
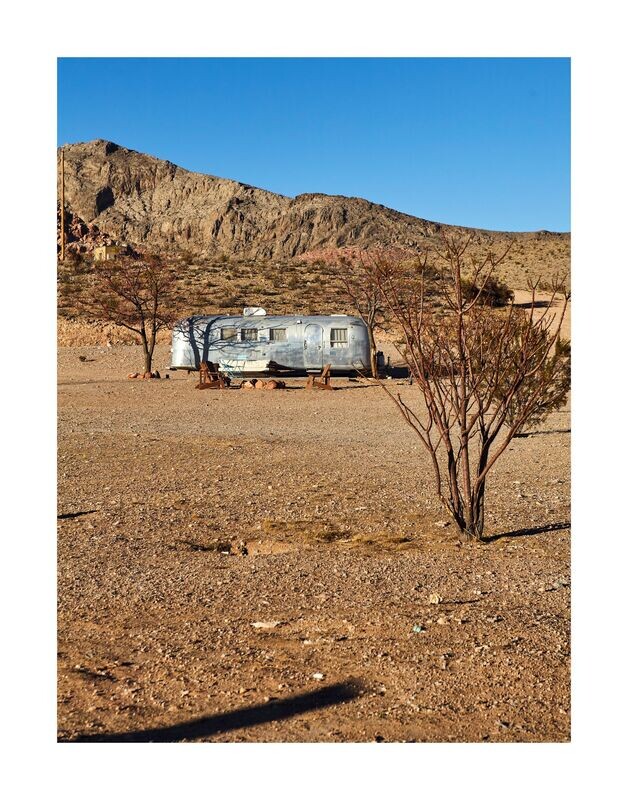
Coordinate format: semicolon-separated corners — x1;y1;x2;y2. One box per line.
468;442;490;540
458;489;485;541
140;329;152;374
367;327;378;377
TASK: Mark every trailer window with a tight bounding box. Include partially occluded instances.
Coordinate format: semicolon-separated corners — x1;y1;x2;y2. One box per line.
330;328;348;347
269;328;287;342
220;327;238;341
241;328;258;342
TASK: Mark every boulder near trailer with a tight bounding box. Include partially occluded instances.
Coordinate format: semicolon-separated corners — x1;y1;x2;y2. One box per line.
170;309;377;376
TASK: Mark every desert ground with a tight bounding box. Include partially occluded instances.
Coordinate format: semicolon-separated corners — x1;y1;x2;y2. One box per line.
58;312;570;742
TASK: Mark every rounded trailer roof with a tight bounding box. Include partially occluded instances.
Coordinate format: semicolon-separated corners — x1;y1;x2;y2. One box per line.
176;313;366;327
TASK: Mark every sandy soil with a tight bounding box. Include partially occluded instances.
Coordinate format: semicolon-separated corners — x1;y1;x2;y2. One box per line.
57;340;570;743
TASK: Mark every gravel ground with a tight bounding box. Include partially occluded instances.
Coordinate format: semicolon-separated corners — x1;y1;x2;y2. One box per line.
57;343;570;742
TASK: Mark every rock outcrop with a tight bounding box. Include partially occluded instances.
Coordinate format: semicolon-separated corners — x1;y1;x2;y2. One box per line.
57;139;569;261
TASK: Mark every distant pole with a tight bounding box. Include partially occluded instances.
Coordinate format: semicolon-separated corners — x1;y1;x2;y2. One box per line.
60;148;65;262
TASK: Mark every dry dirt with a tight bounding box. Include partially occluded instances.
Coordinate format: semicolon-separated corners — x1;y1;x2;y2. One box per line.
58;338;570;743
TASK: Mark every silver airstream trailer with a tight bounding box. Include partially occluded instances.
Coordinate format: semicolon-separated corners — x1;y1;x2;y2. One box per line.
170;308;374;376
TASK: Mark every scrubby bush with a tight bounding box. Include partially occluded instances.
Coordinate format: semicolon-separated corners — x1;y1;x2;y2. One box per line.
365;237;570;541
218;295;241;308
461;275;514;307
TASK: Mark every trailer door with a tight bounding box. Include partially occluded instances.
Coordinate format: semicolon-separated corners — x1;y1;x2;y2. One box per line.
303;324;324;370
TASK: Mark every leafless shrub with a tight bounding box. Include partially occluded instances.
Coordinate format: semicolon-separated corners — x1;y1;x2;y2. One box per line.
334;249;391;376
59;253;178;374
369;235;570;541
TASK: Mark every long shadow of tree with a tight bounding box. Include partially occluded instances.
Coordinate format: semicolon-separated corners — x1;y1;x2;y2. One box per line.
65;680;363;743
483;521;570;543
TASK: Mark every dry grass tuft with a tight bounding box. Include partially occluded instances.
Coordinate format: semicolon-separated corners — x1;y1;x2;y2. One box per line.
347;531;414;550
262;518;349;543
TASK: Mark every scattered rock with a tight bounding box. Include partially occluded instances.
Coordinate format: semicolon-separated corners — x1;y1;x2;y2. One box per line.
57;334;571;744
428;593;443;605
251;621;282;630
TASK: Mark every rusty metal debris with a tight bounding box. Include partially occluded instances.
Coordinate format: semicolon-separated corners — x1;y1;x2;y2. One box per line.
306;363;334;390
195;361;230;389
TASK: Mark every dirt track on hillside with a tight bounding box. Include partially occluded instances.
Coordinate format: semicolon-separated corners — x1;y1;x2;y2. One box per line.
58;342;570;742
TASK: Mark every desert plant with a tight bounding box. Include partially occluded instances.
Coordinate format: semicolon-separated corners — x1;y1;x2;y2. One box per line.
461;275;514;306
60;253;178;374
370;235;570;541
217;294;241;308
334;249;390;377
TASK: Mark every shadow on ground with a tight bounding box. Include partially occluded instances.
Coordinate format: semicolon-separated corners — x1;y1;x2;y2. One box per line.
484;521;571;543
64;680;363;743
514;428;570;438
514;300;554;309
57;510;97;520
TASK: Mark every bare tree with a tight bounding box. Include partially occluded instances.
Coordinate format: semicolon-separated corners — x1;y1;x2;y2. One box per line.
335;250;389;377
369;236;570;541
61;253;178;374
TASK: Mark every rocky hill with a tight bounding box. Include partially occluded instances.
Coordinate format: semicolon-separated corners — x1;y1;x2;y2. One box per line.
57;140;570;277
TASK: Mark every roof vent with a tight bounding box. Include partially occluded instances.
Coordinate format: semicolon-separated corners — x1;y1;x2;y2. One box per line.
243;307;267;316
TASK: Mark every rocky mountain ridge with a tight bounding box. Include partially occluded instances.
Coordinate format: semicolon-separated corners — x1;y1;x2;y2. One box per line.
58;139;570;264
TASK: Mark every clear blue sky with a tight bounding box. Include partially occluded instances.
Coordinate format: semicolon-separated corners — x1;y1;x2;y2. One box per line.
57;58;570;232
